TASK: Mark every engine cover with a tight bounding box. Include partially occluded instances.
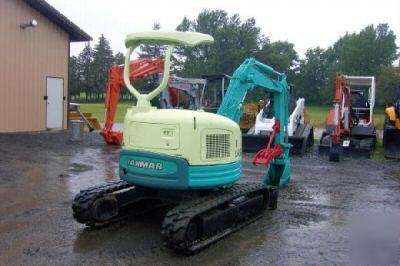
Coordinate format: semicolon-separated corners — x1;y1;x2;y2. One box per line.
123;108;242;166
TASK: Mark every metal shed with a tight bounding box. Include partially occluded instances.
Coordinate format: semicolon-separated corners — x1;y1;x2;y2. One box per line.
0;0;91;132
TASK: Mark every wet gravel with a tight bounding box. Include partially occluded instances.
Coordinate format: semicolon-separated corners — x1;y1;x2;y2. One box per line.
0;130;399;265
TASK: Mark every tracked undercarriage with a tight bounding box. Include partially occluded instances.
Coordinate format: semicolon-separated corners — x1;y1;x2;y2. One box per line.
72;181;278;254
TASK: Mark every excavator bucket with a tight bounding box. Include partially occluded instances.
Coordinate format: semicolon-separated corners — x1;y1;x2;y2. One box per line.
287;124;314;155
383;93;400;159
383;126;400;159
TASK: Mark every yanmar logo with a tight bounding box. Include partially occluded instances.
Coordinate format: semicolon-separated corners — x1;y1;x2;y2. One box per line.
127;159;163;170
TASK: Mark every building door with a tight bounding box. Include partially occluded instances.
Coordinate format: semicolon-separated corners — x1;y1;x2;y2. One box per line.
46;77;64;129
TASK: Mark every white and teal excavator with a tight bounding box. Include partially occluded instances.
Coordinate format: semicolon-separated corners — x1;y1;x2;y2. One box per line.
73;31;291;254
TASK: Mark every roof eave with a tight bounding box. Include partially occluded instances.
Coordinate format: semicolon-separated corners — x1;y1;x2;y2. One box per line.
23;0;92;42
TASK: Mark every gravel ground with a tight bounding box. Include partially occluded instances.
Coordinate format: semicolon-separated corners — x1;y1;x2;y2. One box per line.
0;130;399;265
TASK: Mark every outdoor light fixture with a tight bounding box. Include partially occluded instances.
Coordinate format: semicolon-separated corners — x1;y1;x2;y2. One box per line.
20;19;38;29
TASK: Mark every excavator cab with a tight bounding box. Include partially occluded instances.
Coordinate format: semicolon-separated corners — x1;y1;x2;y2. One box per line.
201;74;231;113
159;76;207;110
351;89;370;125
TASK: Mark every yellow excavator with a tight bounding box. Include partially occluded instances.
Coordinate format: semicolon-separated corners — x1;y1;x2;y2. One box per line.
239;101;265;132
383;89;400;159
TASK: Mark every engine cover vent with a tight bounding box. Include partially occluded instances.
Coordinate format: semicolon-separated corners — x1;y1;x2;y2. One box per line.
206;134;230;159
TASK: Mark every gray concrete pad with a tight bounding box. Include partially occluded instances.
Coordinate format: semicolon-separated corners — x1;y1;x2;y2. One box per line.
0;130;399;265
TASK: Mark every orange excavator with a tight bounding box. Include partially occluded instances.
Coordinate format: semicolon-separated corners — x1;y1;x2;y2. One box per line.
318;74;376;161
100;58;164;145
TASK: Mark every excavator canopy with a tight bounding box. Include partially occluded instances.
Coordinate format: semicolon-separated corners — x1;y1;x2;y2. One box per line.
125;31;214;48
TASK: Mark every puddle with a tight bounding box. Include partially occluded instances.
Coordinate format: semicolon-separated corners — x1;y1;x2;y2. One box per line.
68;163;94;173
65;147;120;195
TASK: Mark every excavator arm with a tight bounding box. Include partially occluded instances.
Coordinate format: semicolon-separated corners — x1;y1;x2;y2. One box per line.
217;58;289;149
217;58;291;187
101;58;164;145
321;74;352;161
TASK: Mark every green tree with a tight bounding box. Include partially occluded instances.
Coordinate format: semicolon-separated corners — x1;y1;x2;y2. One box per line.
256;41;298;79
77;43;94;102
114;52;125;65
305;23;399;106
329;24;398;76
175;10;264;77
92;34;115;101
69;55;80;101
137;23;165;96
139;23;165;58
377;66;400;105
294;47;330;105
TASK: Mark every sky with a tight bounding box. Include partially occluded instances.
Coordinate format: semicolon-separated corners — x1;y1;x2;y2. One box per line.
46;0;400;59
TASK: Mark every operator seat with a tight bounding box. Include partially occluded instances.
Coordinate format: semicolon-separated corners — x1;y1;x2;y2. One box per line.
351;90;370;123
262;102;274;119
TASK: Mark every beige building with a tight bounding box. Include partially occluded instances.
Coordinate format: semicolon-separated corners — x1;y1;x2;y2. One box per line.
0;0;91;132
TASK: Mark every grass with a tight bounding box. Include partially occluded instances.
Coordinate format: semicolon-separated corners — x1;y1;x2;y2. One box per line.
80;102;393;161
304;106;330;128
80;103;386;128
371;140;385;161
80;102;132;123
305;106;385;129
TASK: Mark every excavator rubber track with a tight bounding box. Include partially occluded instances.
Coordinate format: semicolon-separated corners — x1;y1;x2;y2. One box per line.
72;180;170;227
72;181;278;254
161;183;278;254
72;180;133;227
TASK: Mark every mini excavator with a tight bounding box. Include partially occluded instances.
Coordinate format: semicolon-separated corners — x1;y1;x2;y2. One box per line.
319;74;376;161
73;31;291;254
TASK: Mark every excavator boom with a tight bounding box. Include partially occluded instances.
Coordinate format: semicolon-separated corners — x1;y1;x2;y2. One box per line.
330;74;351;145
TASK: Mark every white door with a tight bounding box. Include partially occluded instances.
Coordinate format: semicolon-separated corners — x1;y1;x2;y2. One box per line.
46;77;64;129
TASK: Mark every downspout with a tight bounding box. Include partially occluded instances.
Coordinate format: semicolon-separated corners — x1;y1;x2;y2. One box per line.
67;35;71;129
